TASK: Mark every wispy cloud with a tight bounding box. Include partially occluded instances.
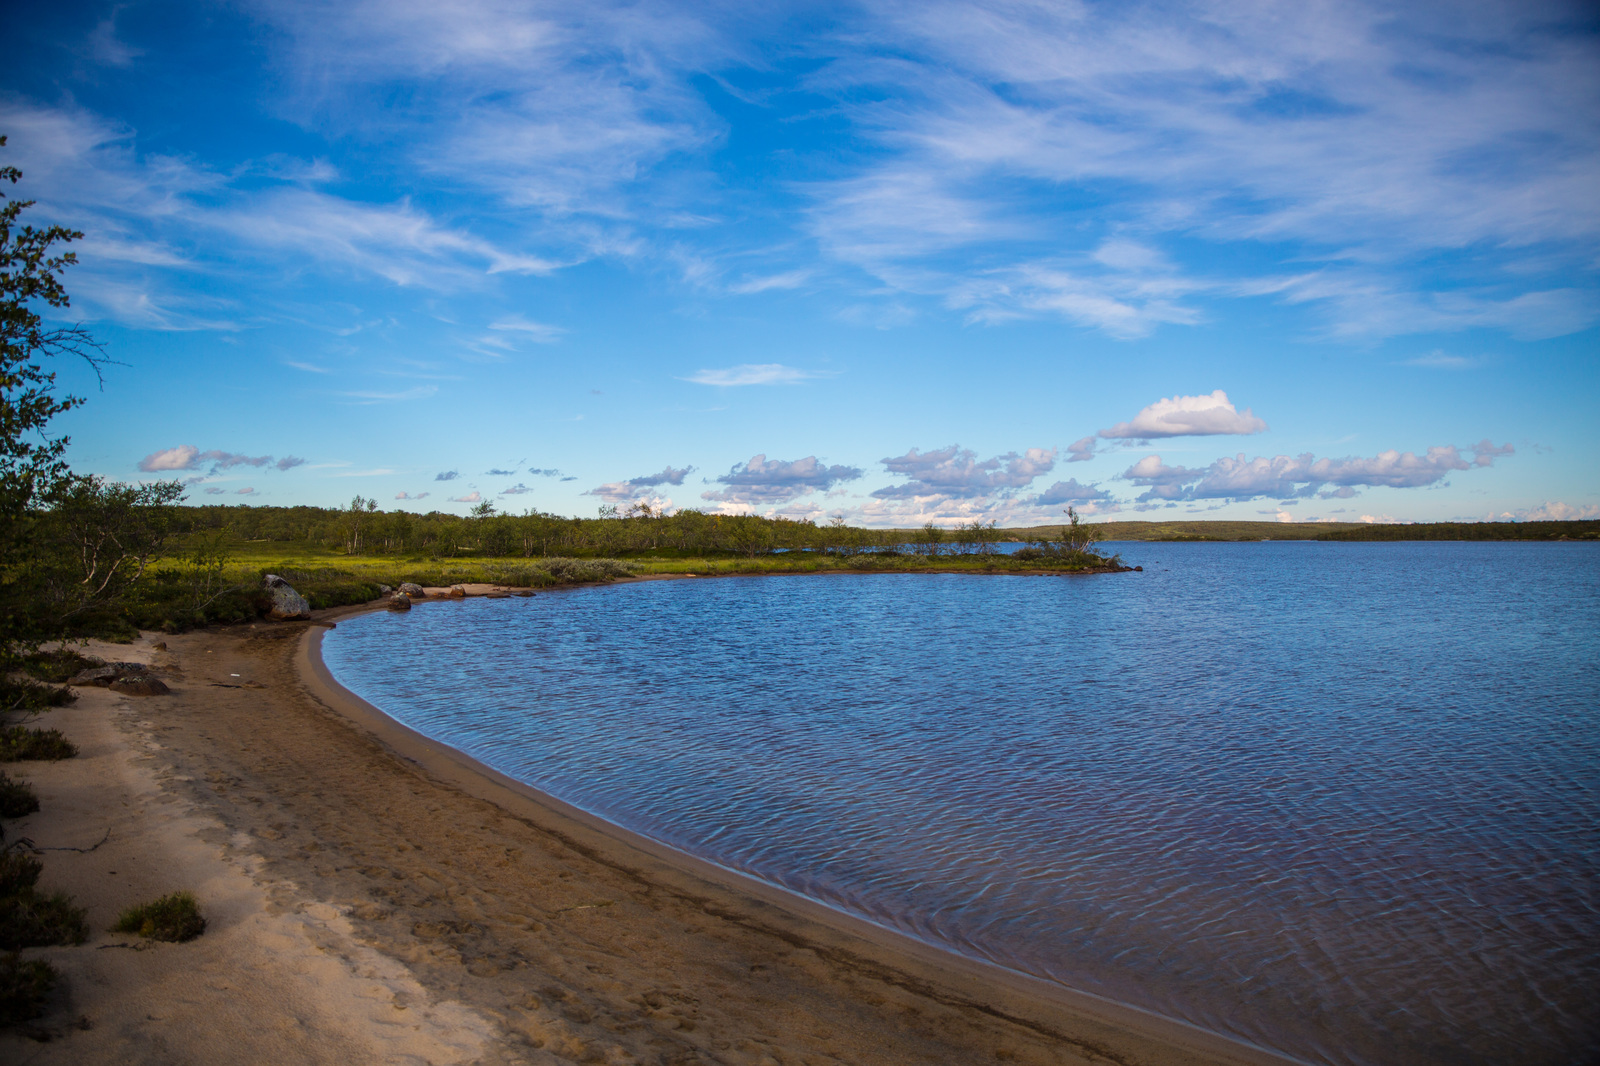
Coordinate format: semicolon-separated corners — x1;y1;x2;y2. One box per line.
684;363;823;386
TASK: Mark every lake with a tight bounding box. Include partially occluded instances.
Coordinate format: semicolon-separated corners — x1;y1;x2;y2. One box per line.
321;541;1600;1066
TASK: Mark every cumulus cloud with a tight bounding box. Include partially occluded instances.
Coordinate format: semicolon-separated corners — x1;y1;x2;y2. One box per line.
702;455;864;505
435;470;460;481
586;464;695;503
629;466;693;488
1066;436;1097;463
449;491;482;504
1122;441;1513;502
138;445;300;474
395;491;431;500
684;364;819;386
1035;479;1114;507
874;445;1055;499
236;487;255;495
1099;391;1268;440
1505;501;1600;521
138;445;200;472
500;483;532;495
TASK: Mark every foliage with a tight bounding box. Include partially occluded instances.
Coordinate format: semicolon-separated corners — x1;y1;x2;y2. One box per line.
0;728;77;762
16;648;96;684
0;773;38;819
0;951;56;1027
0;887;87;950
113;891;205;942
0;852;40;897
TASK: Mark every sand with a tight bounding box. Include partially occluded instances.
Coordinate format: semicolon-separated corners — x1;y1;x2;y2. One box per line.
1;587;1297;1066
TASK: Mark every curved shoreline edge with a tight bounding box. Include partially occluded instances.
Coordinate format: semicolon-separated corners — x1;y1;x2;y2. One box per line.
302;592;1304;1066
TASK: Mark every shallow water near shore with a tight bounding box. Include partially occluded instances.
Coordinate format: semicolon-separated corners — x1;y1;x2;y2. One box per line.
323;541;1600;1066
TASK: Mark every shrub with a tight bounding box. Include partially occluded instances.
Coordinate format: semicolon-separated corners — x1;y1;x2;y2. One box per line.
0;889;88;949
113;891;205;942
0;852;42;896
18;649;98;684
0;774;38;819
0;952;57;1027
0;728;77;762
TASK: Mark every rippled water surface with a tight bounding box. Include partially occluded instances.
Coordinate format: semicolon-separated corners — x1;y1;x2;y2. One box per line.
323;542;1600;1066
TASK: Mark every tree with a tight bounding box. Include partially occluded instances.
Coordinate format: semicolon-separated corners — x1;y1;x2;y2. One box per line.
0;136;112;663
1058;506;1101;555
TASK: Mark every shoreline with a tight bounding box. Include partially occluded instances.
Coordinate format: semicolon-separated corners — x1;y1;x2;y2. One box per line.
6;582;1297;1065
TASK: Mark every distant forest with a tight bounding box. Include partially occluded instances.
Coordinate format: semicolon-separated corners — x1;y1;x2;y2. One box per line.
168;503;1600;557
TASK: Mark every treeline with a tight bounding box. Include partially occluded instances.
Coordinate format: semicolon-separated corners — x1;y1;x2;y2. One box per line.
1316;520;1600;541
175;500;936;558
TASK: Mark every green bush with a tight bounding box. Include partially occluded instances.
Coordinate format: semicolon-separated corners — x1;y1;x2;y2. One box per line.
113;891;205;942
0;728;77;762
18;649;98;683
0;773;39;819
0;951;56;1027
0;889;87;949
0;852;42;896
0;677;74;713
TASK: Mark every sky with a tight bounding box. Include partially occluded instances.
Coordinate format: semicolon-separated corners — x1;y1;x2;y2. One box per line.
2;0;1597;526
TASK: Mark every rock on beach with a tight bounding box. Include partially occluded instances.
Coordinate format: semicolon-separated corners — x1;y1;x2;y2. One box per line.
264;574;312;620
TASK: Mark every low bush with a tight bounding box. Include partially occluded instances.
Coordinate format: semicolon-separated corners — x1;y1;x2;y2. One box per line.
0;888;88;950
0;951;57;1027
0;774;39;819
0;678;75;714
0;853;42;897
0;728;77;763
113;891;205;942
18;649;98;684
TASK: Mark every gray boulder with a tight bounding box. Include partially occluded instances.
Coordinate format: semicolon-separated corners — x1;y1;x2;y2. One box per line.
110;675;171;697
263;574;312;620
398;582;424;597
388;593;412;611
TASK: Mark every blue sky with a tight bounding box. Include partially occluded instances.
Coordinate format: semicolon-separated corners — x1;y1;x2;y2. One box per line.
3;0;1597;525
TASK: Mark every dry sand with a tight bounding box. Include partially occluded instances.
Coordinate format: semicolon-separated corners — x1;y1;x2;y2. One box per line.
1;588;1297;1066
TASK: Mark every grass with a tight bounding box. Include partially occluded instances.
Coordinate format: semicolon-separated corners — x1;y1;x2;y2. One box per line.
113;891;205;942
0;728;77;763
0;952;56;1027
0;773;39;819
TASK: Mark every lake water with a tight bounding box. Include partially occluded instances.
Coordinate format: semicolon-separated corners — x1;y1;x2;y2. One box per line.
321;542;1600;1066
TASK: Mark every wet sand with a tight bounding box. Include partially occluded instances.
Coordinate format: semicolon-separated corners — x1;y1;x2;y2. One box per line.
2;590;1298;1066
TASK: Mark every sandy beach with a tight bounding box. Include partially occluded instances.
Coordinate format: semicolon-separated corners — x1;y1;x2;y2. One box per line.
2;586;1295;1066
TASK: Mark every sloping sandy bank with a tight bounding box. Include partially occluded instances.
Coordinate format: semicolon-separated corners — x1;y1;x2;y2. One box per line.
3;595;1295;1066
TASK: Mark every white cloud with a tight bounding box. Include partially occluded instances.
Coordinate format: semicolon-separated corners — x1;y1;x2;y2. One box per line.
703;455;863;505
1511;501;1600;521
450;491;483;504
874;445;1055;499
488;315;566;342
683;363;820;386
138;444;200;472
1100;390;1268;440
1122;441;1514;502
